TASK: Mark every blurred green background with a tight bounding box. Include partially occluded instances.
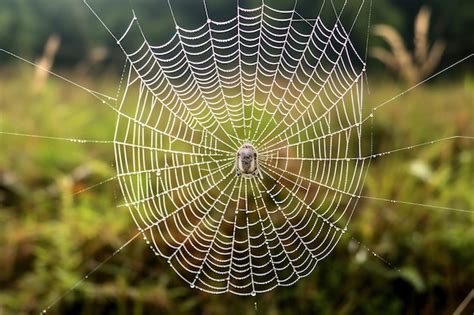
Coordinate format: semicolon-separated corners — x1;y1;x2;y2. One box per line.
0;0;473;314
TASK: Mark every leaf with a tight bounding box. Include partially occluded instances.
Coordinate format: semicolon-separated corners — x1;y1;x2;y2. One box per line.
396;267;426;292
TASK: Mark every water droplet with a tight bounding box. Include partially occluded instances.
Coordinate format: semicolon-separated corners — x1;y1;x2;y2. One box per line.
190;284;195;288
251;291;256;296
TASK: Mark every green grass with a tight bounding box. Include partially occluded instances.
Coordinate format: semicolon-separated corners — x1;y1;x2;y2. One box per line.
0;66;473;315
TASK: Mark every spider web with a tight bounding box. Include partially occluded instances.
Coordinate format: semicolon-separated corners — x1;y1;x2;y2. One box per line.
106;0;368;295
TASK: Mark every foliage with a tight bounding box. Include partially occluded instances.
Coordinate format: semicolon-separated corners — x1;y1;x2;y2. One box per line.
0;68;472;314
371;6;445;84
0;0;472;72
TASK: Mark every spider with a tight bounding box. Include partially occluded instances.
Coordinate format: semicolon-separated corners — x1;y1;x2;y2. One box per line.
235;143;262;178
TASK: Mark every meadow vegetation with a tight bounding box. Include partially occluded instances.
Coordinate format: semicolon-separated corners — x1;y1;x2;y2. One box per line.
0;67;472;314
